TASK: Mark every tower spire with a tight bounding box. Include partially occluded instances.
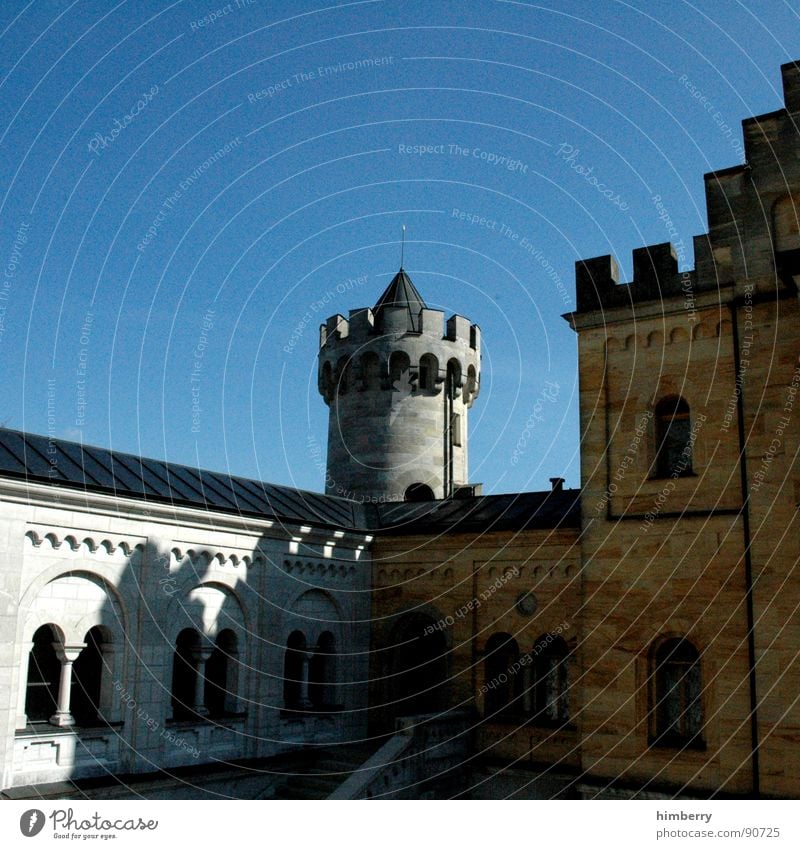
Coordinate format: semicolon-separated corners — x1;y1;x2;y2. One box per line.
400;224;406;270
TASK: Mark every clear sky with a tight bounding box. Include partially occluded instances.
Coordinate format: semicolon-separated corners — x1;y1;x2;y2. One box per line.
1;0;798;495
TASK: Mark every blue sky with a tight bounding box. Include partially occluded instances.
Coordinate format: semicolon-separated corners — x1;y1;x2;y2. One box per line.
1;0;798;495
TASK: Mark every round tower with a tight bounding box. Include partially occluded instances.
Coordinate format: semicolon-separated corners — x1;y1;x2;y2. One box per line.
317;269;480;502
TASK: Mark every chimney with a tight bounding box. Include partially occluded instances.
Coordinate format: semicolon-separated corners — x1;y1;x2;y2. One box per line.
550;477;565;492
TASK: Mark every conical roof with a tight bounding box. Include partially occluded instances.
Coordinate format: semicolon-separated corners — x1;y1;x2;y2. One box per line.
373;269;427;332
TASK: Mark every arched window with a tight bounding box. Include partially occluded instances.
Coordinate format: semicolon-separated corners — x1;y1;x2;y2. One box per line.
405;483;434;502
336;357;351;395
283;630;307;710
321;361;334;401
388;613;448;716
418;354;438;392
205;630;239;718
309;631;336;710
389;351;411;387
71;627;108;726
531;635;570;725
654;396;693;478
360;352;381;390
25;625;61;723
651;638;703;747
484;633;521;718
446;359;462;400
171;628;200;720
464;365;477;403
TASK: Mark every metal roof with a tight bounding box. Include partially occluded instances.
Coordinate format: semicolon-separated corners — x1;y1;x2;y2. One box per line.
368;489;582;535
0;429;581;534
373;269;428;332
0;429;366;531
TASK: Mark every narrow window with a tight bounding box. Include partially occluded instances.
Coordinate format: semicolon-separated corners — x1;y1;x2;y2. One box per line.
389;351;411;387
652;638;703;747
171;629;200;720
71;627;107;726
360;352;380;390
336;357;350;395
205;630;239;718
531;636;570;725
283;631;307;710
451;413;462;447
419;353;438;392
309;631;336;710
655;396;693;477
25;625;61;723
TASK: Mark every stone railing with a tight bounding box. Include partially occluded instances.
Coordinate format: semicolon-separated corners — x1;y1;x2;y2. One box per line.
329;709;474;799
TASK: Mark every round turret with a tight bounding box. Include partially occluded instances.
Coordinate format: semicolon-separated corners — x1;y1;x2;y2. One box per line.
318;269;480;503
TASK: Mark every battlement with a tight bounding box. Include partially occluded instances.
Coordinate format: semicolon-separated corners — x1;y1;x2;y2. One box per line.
318;295;480;409
574;243;704;313
572;60;800;315
319;305;479;352
781;60;800;115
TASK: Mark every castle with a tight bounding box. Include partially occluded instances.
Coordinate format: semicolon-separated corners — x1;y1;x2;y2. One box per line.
0;61;798;800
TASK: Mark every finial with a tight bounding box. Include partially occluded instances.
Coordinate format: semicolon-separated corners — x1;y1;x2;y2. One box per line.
400;224;406;270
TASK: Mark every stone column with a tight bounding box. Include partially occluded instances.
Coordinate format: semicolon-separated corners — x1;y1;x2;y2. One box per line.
191;646;214;717
49;643;85;728
298;653;313;709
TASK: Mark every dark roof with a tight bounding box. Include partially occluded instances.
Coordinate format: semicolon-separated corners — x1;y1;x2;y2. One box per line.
368;489;581;535
0;429;366;531
0;428;581;535
373;269;427;332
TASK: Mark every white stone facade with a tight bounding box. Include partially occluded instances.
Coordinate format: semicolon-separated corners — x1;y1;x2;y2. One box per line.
0;476;372;790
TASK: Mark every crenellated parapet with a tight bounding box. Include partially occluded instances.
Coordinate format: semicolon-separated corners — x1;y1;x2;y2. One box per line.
571;60;800;318
574;243;704;314
318;293;480;409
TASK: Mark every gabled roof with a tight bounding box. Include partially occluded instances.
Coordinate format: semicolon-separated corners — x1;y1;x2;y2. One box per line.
372;269;427;332
0;428;366;531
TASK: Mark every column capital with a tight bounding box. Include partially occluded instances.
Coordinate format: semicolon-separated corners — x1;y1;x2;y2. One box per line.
52;642;86;664
191;645;215;663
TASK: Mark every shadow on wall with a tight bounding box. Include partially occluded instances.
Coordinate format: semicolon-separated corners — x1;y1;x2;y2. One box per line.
11;526;371;795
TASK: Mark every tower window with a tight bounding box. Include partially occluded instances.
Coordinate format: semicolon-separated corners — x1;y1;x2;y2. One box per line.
389;351;411;386
418;353;438;392
336;357;350;395
405;483;434;501
654;396;693;478
650;638;703;747
451;413;462;447
360;352;380;390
